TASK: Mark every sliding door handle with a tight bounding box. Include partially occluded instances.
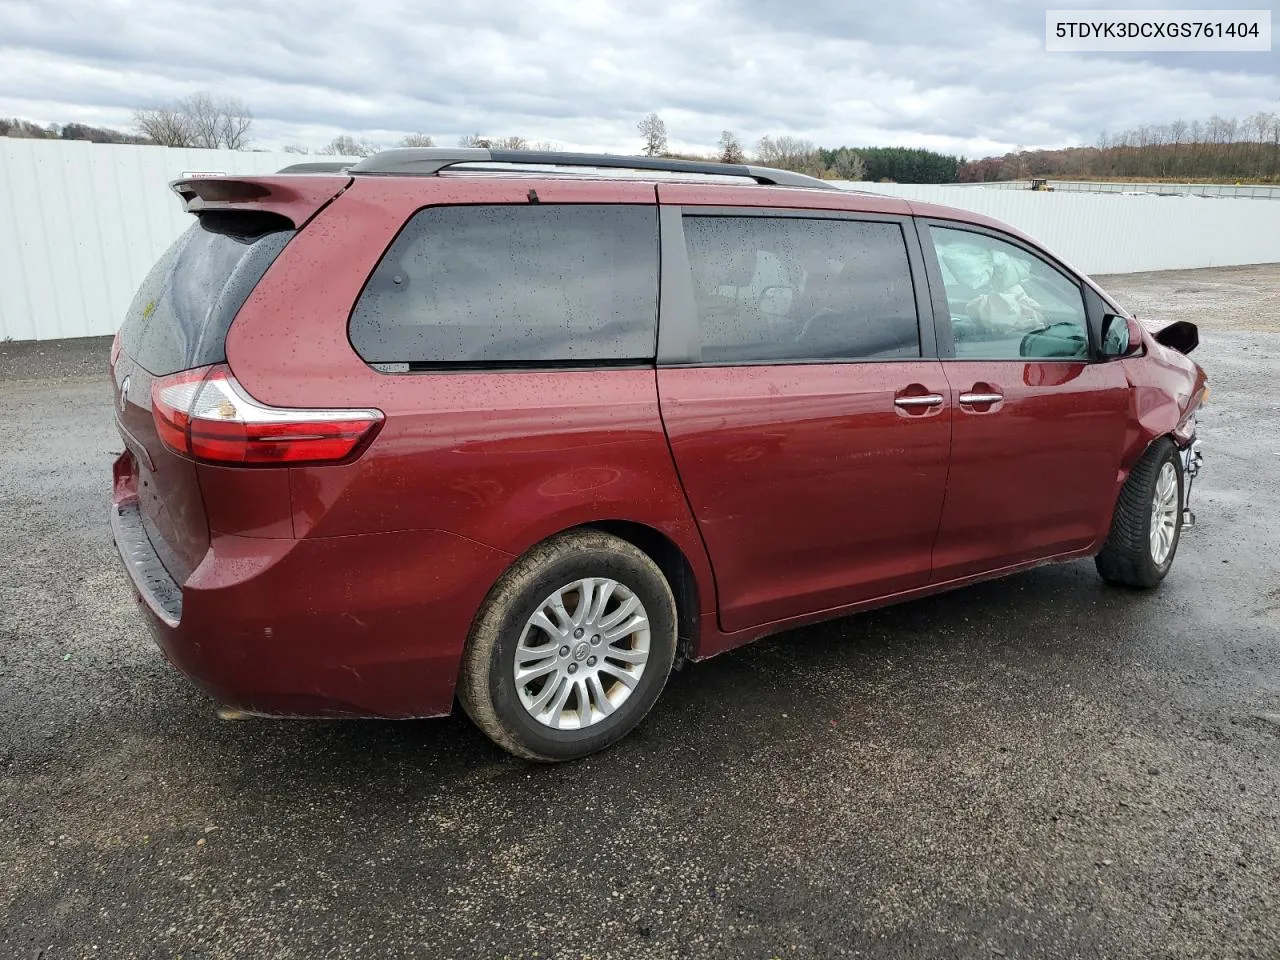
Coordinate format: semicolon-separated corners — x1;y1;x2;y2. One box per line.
894;394;945;409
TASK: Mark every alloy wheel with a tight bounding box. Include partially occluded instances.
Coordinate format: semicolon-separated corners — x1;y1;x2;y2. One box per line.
514;578;651;730
1149;461;1179;565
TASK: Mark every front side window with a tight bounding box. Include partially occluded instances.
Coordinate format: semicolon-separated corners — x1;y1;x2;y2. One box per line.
682;216;921;363
350;204;658;365
931;227;1089;360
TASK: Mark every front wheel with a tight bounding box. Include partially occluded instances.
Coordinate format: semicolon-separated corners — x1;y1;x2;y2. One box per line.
1095;438;1184;589
458;530;677;761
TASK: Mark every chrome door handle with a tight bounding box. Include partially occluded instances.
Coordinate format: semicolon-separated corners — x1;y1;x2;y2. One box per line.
894;394;945;408
959;392;1003;404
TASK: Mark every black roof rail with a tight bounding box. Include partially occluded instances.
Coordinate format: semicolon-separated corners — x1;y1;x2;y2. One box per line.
347;147;838;190
276;161;352;174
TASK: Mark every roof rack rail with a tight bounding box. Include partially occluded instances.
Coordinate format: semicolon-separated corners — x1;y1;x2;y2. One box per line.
276;161;353;174
348;148;838;190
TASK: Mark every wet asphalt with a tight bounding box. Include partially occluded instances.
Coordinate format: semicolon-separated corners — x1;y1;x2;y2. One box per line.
1;267;1278;959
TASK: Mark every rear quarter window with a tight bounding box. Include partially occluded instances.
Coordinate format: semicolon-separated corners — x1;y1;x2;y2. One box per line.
120;212;293;376
349;204;659;366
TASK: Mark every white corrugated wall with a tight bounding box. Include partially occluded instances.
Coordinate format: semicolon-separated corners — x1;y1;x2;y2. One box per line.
1;140;1278;341
0;140;354;342
833;181;1280;276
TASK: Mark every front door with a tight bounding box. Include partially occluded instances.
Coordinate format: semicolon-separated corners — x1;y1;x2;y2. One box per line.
921;223;1130;582
656;206;952;633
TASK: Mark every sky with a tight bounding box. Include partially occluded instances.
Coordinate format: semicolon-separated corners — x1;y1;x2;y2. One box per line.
0;0;1276;158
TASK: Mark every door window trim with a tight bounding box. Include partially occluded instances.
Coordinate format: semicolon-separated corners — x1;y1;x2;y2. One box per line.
916;218;1104;362
657;206;938;367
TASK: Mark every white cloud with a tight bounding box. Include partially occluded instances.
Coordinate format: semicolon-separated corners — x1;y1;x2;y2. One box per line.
0;0;1275;157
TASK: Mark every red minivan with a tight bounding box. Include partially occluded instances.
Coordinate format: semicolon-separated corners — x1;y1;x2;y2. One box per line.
110;149;1207;760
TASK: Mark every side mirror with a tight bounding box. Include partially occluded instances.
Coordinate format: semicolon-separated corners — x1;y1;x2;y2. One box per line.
1100;313;1143;359
1152;320;1199;356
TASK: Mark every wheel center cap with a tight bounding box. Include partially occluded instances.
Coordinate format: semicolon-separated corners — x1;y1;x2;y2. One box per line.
573;642;590;662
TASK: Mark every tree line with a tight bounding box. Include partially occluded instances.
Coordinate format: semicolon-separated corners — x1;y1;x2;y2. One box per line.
0;102;959;183
959;113;1280;183
1;92;254;149
9;99;1276;184
295;132;562;157
640;114;960;183
0;118;150;145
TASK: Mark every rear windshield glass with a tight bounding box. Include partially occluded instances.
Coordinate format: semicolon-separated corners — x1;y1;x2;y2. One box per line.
349;204;659;366
119;212;293;376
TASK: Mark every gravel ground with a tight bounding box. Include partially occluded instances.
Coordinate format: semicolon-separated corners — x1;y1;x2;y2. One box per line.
1095;264;1280;333
1;265;1278;959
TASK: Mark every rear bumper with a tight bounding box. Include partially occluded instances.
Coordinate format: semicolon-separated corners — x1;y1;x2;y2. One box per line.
113;502;183;626
111;503;513;718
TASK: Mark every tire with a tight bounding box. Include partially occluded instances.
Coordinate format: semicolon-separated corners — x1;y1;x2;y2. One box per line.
1095;437;1184;589
458;529;677;761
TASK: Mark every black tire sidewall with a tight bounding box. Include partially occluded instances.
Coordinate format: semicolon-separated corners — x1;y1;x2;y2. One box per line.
484;548;676;760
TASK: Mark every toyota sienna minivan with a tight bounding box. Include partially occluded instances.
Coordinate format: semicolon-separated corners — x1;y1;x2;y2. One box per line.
110;148;1207;760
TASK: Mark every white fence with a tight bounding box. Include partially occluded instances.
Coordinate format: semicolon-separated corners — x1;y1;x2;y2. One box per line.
833;180;1280;276
2;139;1279;342
0;140;355;343
943;179;1280;200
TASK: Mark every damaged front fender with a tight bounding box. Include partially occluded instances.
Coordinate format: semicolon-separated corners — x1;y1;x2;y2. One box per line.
1118;325;1209;473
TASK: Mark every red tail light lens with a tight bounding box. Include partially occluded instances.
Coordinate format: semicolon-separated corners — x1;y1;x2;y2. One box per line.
109;331;122;367
151;365;383;466
151;367;207;453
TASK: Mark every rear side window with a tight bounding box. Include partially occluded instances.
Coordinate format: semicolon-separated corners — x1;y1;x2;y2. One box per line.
682;216;920;363
120;212;293;376
349;204;658;366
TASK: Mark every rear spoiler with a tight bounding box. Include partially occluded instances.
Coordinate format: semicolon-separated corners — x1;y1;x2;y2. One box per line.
170;175;351;229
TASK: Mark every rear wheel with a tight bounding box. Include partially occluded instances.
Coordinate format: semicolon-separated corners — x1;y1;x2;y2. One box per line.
1095;438;1183;589
458;530;677;761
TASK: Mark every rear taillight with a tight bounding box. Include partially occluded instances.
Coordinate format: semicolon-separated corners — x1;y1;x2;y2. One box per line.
151;365;383;466
109;331;122;367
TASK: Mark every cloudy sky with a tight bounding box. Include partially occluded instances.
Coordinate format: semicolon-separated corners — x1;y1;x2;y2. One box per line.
1;0;1276;157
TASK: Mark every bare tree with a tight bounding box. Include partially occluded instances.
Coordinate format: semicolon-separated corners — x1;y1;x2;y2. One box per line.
1246;111;1273;178
281;144;310;154
456;133;527;150
184;92;251;149
181;92;220;148
755;135;824;176
637;113;667;157
755;135;802;165
133;92;253;149
215;96;253;149
320;134;375;157
531;140;561;152
1269;113;1280;180
183;94;252;150
134;106;192;147
399;133;435;147
1168;119;1187;176
830;150;866;180
717;130;745;164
